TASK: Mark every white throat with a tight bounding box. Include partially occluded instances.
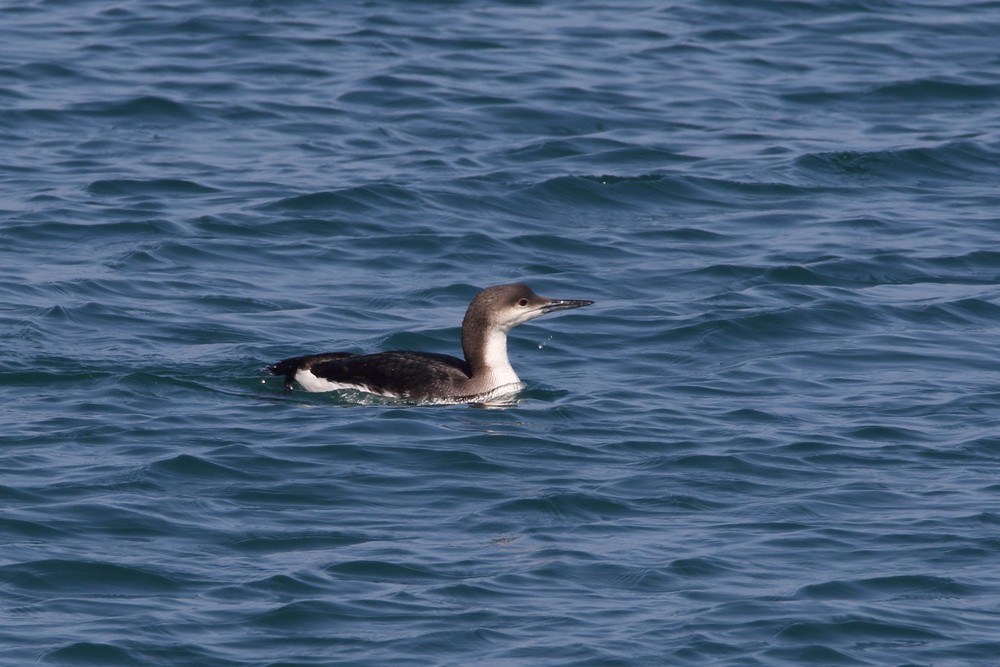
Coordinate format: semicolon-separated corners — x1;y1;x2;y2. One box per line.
478;328;520;387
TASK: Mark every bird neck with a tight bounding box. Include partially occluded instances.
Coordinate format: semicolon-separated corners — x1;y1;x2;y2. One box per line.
463;326;519;386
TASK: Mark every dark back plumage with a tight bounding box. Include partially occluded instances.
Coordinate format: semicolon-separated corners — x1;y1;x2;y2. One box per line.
310;351;470;399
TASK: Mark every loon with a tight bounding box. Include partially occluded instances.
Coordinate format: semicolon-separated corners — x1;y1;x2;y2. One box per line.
267;283;593;403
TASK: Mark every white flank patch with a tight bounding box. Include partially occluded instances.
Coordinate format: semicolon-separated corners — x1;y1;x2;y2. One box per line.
294;368;399;398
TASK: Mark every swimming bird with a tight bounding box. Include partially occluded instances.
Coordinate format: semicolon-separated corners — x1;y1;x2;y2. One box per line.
267;283;593;403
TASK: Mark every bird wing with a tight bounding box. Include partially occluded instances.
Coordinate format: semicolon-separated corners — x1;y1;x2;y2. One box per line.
307;351;471;399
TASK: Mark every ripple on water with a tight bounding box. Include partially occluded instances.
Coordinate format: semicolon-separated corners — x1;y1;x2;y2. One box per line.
3;1;1000;666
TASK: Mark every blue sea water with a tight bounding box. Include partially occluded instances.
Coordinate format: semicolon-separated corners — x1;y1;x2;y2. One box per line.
3;0;1000;664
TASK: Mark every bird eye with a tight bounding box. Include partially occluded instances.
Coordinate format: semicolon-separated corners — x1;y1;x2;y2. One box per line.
518;298;529;306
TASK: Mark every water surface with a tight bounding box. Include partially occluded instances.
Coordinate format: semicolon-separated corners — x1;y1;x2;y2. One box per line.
2;1;1000;665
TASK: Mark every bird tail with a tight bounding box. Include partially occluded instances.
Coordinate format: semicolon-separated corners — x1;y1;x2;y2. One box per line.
266;356;303;391
266;352;357;392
